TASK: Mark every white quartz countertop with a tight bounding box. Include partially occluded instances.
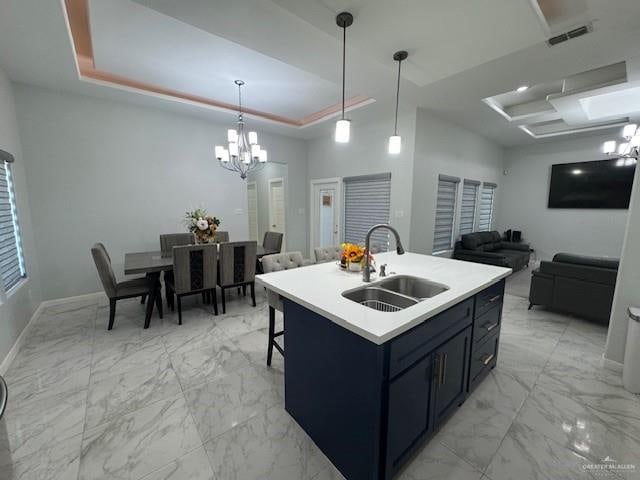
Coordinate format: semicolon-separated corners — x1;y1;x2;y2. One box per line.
256;252;512;344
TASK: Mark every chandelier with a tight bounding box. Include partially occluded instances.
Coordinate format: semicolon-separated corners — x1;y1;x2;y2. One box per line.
215;80;267;179
603;124;639;166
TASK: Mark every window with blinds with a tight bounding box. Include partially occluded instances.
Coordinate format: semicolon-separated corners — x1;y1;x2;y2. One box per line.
477;183;497;232
0;159;26;291
343;173;391;252
433;175;460;253
459;180;479;236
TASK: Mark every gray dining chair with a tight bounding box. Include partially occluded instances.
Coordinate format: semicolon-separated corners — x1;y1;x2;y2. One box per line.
159;233;195;307
215;231;229;243
165;244;218;324
262;231;283;253
160;233;195;257
314;246;341;264
91;243;161;330
261;252;314;366
218;241;257;314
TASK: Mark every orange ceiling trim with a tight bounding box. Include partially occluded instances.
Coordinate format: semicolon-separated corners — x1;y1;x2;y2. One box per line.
62;0;373;128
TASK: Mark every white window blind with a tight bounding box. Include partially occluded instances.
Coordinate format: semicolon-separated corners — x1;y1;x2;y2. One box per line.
433;175;460;253
478;182;497;232
0;156;26;291
459;180;479;236
343;173;391;252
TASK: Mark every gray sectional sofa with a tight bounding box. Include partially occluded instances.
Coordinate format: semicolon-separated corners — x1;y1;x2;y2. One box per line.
529;253;619;324
453;231;531;272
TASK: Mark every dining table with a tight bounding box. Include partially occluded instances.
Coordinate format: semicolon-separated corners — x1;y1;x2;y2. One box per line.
124;245;279;328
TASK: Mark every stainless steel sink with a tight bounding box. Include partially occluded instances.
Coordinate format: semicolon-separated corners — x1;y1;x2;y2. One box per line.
378;276;449;300
342;287;418;312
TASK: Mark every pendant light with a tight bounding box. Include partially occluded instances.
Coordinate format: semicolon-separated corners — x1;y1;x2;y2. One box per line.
389;50;408;154
335;12;353;143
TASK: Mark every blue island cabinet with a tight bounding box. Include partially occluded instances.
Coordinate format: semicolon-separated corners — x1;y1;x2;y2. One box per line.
283;279;504;480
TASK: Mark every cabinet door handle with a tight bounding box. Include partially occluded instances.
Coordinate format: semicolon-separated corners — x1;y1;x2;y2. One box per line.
481;353;495;366
484;322;499;332
488;295;501;303
440;354;447;385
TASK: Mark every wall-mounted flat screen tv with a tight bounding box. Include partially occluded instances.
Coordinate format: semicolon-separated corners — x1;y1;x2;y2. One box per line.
548;159;636;209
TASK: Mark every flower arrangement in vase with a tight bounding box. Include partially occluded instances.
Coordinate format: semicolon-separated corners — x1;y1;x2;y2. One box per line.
340;243;374;272
184;208;221;244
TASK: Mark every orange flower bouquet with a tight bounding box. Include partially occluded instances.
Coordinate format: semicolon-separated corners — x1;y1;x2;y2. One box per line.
340;243;374;272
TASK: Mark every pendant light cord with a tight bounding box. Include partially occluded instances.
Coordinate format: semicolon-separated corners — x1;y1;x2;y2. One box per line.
238;83;243;116
394;59;402;135
341;24;346;120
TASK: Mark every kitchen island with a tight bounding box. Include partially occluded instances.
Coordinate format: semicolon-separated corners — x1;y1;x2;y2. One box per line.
257;252;511;480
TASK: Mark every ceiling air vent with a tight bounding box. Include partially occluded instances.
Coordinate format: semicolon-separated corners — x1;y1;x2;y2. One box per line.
547;23;592;47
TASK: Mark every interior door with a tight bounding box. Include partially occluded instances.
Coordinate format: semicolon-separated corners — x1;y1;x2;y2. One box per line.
311;179;341;251
247;181;258;242
268;177;286;250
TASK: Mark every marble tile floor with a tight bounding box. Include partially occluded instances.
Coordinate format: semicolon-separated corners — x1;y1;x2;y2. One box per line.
0;291;639;480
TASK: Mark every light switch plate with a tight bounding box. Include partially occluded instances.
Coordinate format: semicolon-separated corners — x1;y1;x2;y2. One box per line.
395;210;404;218
234;208;244;215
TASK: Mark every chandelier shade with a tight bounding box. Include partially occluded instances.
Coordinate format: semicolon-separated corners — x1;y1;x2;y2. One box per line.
215;80;268;179
602;123;639;163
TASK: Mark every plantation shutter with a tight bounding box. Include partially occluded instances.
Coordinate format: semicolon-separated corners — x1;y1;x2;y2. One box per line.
343;173;391;252
0;157;26;291
459;180;479;235
478;182;497;232
433;175;460;253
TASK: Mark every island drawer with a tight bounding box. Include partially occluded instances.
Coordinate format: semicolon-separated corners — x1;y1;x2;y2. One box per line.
469;331;499;390
473;304;501;346
474;280;505;318
389;298;473;379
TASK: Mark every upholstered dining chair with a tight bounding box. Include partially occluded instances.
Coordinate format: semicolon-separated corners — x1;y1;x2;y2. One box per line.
160;233;195;257
218;241;257;314
214;231;229;243
262;231;283;253
91;243;161;330
165;244;218;324
159;233;195;307
314;246;341;264
261;251;314;366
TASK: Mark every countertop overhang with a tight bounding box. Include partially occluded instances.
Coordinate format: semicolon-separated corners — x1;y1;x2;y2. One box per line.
256;252;512;344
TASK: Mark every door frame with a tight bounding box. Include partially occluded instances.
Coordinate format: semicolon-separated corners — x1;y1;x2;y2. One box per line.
268;177;286;251
309;177;342;255
246;181;259;242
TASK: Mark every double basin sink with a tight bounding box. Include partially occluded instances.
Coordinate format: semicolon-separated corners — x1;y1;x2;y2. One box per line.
342;275;449;313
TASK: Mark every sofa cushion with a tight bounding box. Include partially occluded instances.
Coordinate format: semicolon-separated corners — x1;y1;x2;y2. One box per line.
552;253;619;271
461;233;484;251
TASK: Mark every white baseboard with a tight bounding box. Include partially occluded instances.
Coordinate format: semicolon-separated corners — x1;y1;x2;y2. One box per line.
0;291;106;375
601;354;624;373
39;291;106;308
0;302;45;375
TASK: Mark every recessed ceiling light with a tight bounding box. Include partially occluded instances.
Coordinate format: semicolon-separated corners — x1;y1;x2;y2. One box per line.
516;85;529;93
572;169;583;175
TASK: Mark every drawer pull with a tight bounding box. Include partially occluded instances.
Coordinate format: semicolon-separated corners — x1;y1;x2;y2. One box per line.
481;353;495;366
484;322;499;332
488;295;501;303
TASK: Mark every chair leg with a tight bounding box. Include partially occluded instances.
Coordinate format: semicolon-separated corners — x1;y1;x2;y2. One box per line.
267;306;275;367
221;288;226;314
177;295;183;325
141;295;146;304
237;287;241;295
155;287;163;319
528;303;533;310
211;289;218;316
242;285;247;296
108;298;117;330
250;282;256;307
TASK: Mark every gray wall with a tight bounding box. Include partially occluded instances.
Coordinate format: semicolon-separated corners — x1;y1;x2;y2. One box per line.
306;110;417;250
14;84;307;300
0;68;42;368
496;134;629;261
410;109;506;255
